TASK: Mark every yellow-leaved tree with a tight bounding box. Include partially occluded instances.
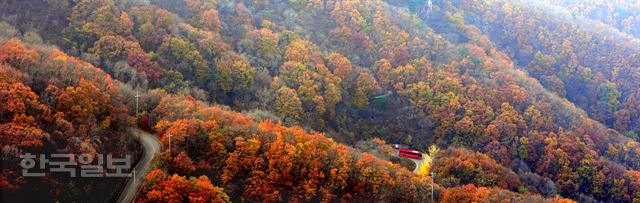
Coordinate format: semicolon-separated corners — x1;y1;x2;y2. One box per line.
418;145;440;177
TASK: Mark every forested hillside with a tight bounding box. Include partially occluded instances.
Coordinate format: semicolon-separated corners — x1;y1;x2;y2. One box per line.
541;0;640;38
0;37;139;202
436;0;640;139
0;0;639;202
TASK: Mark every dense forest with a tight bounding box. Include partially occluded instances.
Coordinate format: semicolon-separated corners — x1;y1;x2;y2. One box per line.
0;38;140;201
1;0;639;202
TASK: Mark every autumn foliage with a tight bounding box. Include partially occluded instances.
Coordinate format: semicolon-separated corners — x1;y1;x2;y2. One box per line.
0;37;132;201
144;94;434;202
140;169;230;203
1;0;639;202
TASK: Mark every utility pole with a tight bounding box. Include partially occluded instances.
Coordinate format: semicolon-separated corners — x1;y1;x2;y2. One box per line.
132;168;136;186
431;172;436;202
135;90;140;139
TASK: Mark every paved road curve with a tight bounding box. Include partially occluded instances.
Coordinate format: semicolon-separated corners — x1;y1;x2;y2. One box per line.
116;128;161;203
411;156;424;173
392;149;425;173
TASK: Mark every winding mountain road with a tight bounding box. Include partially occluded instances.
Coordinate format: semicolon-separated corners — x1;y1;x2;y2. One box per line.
116;128;161;203
393;149;425;173
411;156;424;173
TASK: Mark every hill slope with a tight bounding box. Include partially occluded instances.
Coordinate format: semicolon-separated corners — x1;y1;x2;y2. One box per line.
1;0;639;202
